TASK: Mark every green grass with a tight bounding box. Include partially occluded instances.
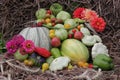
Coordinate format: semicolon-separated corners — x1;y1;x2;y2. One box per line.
0;33;6;53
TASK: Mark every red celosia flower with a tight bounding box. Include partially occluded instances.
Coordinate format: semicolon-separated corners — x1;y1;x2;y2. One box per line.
90;17;106;32
73;8;85;19
84;9;98;22
35;47;51;58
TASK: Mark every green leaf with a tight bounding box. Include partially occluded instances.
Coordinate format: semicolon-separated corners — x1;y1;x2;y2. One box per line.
0;33;2;38
0;33;6;53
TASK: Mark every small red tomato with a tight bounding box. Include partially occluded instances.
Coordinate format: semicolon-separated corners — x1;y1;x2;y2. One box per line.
72;29;77;33
51;18;56;22
37;22;43;27
68;34;73;38
88;64;93;68
47;10;52;14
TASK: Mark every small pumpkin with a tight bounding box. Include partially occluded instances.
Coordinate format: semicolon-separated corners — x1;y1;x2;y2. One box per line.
55;29;68;40
19;27;51;50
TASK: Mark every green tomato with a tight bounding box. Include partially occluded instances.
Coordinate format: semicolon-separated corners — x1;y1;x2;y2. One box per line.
56;11;71;21
35;9;46;19
55;29;68;40
50;15;55;19
51;48;61;58
50;3;63;16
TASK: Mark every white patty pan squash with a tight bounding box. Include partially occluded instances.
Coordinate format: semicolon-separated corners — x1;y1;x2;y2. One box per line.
82;35;96;46
19;27;51;50
92;43;109;59
80;27;91;36
49;57;70;72
61;39;89;63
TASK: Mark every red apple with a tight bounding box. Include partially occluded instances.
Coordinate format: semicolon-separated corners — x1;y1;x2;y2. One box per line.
74;31;83;40
68;34;73;38
51;37;61;47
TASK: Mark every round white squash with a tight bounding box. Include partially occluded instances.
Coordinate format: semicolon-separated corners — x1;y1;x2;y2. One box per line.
19;27;51;50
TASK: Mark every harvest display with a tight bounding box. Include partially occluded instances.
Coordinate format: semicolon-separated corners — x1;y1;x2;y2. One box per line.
5;3;114;72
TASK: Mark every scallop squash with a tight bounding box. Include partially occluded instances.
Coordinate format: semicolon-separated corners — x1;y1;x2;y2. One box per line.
61;39;89;63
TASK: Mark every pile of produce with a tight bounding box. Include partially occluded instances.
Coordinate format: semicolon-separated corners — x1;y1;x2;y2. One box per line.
4;3;114;73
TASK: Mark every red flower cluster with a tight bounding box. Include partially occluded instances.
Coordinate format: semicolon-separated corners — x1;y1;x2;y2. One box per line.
73;8;85;19
83;9;98;22
90;17;106;32
73;7;106;32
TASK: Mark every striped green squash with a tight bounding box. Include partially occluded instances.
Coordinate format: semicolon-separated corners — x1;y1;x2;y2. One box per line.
19;27;51;50
61;39;89;63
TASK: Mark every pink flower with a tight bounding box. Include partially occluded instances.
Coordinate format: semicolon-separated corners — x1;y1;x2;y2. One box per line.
6;40;18;54
21;40;35;54
90;17;106;32
19;48;27;55
73;8;85;19
83;9;98;22
12;35;25;47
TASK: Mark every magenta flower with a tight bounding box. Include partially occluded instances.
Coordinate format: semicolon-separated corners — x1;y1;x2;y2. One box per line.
6;40;18;54
21;40;35;54
12;34;25;47
19;48;27;55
